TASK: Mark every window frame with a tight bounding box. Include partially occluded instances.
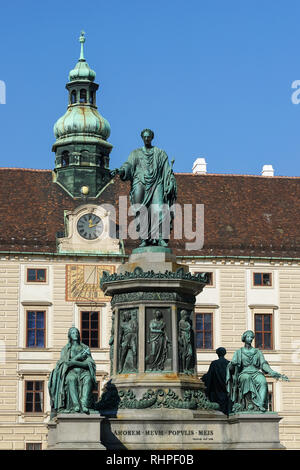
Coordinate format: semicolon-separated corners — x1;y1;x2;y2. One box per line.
254;313;273;350
25;310;46;349
26;443;42;450
80;310;100;349
24;380;44;414
195;312;213;350
26;267;47;284
70;90;77;104
252;272;272;287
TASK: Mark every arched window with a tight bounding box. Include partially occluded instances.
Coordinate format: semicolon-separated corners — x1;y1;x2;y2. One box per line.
80;89;87;103
89;91;94;104
71;90;77;104
61;151;69;167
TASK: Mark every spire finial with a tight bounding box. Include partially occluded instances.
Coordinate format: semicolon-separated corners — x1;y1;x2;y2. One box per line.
79;30;86;61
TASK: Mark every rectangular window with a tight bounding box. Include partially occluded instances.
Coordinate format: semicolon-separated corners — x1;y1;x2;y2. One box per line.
27;268;47;283
26;311;46;348
25;381;44;413
253;272;272;286
195;313;213;349
26;443;42;450
194;272;213;286
255;313;273;349
81;311;99;348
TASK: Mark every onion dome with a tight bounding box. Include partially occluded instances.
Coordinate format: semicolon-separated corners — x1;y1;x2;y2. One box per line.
53;31;111;146
54;104;111;142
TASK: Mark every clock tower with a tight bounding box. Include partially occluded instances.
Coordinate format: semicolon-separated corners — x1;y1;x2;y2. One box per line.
52;32;113;198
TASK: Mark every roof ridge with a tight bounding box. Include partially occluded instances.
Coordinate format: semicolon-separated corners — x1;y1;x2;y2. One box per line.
0;167;51;172
175;172;300;179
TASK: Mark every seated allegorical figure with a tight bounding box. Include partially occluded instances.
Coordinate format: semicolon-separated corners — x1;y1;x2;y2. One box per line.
226;330;289;413
48;327;97;418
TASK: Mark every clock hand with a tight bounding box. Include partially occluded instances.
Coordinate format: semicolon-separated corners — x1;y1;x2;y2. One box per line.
89;221;101;228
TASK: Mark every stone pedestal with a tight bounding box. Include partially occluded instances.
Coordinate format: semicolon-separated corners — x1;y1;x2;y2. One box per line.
98;248;286;451
226;412;285;450
100;249;209;402
47;413;106;450
100;409;285;450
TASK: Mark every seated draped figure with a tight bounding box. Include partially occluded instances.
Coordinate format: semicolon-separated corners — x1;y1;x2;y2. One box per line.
226;330;289;413
48;327;97;418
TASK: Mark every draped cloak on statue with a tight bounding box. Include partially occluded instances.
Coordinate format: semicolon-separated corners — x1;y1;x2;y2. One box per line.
48;341;97;417
119;146;177;241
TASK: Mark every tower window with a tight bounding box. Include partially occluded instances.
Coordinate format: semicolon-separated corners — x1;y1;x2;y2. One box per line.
61;151;69;167
80;89;87;103
71;90;77;104
89;91;94;104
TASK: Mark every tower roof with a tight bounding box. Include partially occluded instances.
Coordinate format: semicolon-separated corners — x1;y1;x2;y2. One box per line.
53;31;111;147
68;31;96;82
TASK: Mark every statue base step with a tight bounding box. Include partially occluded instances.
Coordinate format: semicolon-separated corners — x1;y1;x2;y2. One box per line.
100;409;285;450
47;413;106;450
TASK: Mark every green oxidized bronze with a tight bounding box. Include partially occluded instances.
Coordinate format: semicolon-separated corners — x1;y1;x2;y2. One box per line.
118;309;138;373
98;386;219;411
111;291;196;307
226;330;289;413
101;266;208;287
145;310;171;372
110;129;177;248
48;327;97;418
178;310;195;375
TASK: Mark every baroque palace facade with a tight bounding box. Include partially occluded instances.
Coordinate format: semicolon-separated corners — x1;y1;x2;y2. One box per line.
0;36;300;450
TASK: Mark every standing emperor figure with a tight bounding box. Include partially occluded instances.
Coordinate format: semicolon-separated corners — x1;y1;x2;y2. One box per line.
111;129;177;247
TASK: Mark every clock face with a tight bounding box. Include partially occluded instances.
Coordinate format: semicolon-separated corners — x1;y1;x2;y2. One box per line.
77;213;103;240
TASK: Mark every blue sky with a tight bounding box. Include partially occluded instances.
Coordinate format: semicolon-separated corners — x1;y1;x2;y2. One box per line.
1;0;300;176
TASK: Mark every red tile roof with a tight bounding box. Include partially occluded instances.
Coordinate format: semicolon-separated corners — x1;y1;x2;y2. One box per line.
1;168;300;258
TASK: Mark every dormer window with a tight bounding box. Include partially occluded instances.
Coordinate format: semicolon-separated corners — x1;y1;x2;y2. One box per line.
71;90;77;104
80;89;87;103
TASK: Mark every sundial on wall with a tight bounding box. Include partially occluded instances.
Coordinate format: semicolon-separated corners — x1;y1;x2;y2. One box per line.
66;264;115;302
